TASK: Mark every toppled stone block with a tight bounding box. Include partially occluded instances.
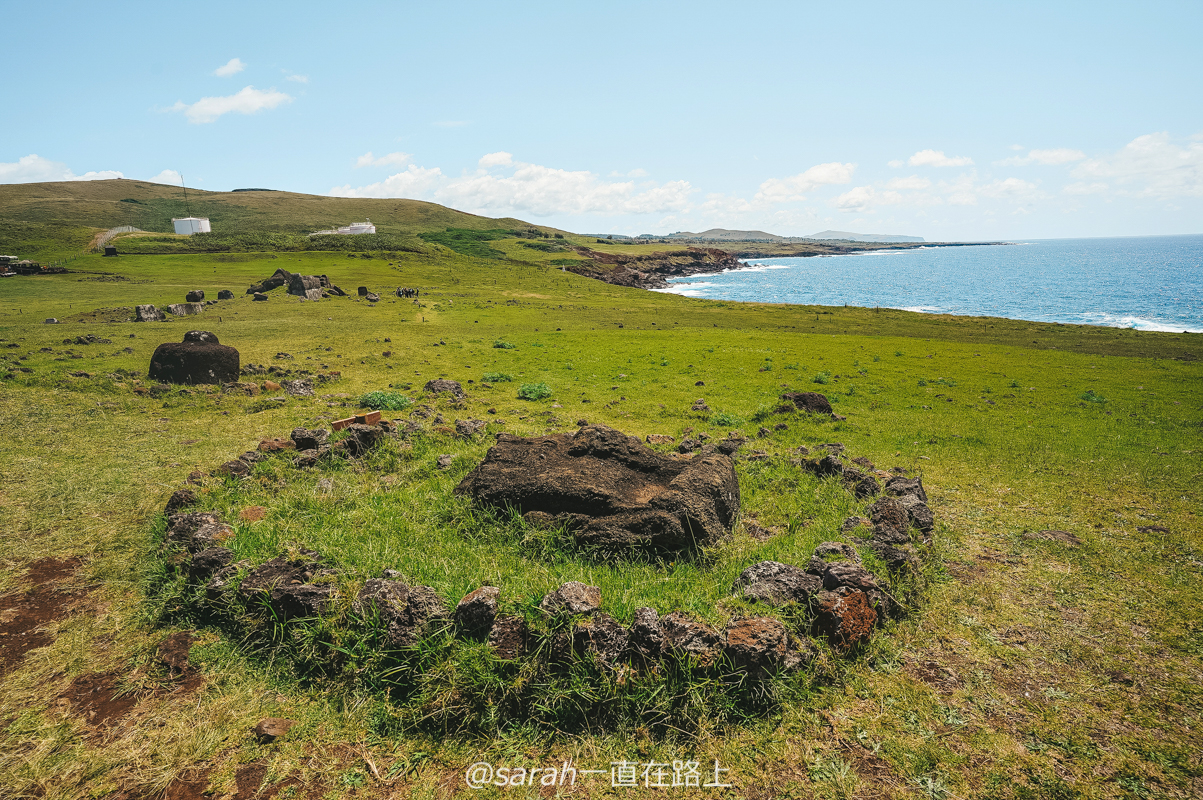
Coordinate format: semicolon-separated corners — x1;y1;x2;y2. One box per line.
456;424;740;556
424;378;464;399
167;302;204;316
778;391;834;416
148;332;240;385
135;304;165;322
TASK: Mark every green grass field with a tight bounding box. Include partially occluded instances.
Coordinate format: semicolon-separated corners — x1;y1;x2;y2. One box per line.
1;200;1202;798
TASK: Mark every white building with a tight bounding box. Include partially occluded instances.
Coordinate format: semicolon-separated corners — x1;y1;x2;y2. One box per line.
172;217;211;235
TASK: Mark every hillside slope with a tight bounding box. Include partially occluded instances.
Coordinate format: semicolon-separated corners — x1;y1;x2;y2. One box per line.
0;179;547;257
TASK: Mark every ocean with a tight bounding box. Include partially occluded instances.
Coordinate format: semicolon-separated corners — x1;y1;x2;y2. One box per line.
655;234;1203;333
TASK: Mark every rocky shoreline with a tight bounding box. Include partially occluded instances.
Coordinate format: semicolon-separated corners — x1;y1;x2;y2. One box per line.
565;242;1004;290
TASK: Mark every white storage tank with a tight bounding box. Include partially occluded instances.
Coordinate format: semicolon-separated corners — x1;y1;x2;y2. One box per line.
172;217;211;235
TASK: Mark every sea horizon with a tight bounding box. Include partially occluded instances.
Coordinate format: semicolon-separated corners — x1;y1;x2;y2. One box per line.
655;233;1203;333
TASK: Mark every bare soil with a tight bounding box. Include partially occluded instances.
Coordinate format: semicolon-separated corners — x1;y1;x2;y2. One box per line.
0;556;87;676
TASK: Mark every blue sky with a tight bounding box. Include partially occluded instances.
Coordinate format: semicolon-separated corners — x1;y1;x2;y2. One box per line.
3;0;1201;241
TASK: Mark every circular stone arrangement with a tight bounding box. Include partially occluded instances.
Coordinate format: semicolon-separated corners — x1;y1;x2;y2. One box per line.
158;388;937;692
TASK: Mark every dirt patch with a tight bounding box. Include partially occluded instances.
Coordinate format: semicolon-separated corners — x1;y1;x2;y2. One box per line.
62;671;143;730
0;556;87;676
67;306;138;324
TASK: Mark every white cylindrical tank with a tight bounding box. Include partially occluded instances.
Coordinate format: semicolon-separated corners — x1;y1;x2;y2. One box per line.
172;217;211;235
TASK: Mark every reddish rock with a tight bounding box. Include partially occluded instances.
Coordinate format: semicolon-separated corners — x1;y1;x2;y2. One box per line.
660;611;721;663
811;587;876;651
258;438;295;453
539;581;601;616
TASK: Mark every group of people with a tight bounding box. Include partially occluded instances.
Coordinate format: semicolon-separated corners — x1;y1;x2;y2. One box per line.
396;287;420;298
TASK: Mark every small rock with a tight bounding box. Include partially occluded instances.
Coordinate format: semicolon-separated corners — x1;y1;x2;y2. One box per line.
733;560;822;606
691;398;710;412
290;427;329;451
455;418;487;438
436;454;453;470
811;587;876;651
572;613;629;665
489;615;528;659
627;607;663;663
164;489;198;516
424;378;464;399
660;611;721;663
539;581;601;616
646;434;675;445
252;718;297;742
455;586;500;637
283;378;314;397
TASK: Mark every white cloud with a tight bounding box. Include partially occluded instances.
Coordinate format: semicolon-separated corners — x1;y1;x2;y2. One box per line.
999;147;1086;166
330;154;693;216
755;162;856;202
0;154;124;183
832;186;905;212
1072;132;1203;198
329;165;445;198
885;175;931;190
610;168;648;178
1063;181;1108;196
355;151;411;168
169;86;292;123
978;177;1040;198
285;73;308;83
478;152;513;168
147;169;182;185
887;159;904;168
1010;144;1025;151
909;149;974;167
214;58;245;77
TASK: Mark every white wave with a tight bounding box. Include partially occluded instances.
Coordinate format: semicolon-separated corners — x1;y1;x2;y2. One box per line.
1079;313;1202;333
897;305;945;313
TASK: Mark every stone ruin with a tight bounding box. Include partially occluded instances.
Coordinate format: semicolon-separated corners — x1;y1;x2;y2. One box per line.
246;267;347;298
148;330;239;385
160;390;938;687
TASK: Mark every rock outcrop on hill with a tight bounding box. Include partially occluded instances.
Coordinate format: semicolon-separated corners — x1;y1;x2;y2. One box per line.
564;247;743;289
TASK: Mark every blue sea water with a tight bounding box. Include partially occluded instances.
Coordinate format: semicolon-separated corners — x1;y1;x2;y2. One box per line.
656;234;1203;333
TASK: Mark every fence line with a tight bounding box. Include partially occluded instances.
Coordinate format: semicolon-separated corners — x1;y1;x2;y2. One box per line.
93;226;143;252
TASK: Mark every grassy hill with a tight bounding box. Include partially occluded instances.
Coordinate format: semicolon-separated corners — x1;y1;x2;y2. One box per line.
0;179;571;260
0;189;1200;799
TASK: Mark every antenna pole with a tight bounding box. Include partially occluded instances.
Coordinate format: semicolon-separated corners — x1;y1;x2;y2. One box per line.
180;173;192;218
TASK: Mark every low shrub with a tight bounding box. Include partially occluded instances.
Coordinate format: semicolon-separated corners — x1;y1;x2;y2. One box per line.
517;382;552;401
813;372;831;385
493;340;516;350
481;372;513;383
711;412;742;426
359;390;413;410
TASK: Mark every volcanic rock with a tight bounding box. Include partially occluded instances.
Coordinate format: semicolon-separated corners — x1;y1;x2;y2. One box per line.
627;607;663;663
489;615;528;659
733;560;823;606
721;617;811;675
239;553;338;620
572;613;629;665
454;586;500;637
185;290;205;302
539;581;601;616
660;612;721;663
167;303;204;317
290;427;329;451
247;268;293;294
811;587;876;651
217;289;234;300
455;424;740;556
164;489;198;516
424;378;464;399
135;304;165;322
353;579;448;648
779;391;834;416
148;332;239;385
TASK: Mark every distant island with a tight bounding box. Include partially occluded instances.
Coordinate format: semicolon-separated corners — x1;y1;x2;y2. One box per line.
603;228;926;244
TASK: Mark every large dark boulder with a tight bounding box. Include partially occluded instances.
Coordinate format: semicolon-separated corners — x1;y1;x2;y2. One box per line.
148;333;239;385
456;424;740;556
247;268;293;294
185;290;205;302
